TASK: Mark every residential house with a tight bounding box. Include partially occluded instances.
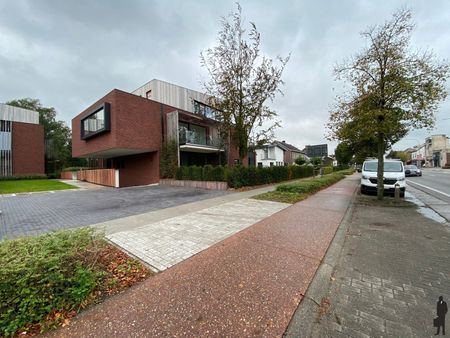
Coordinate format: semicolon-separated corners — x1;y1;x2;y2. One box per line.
322;155;337;167
276;141;304;164
255;143;284;167
71;79;242;187
254;140;304;167
0;103;44;176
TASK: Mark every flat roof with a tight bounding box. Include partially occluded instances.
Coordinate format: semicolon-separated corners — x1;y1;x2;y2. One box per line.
0;103;39;125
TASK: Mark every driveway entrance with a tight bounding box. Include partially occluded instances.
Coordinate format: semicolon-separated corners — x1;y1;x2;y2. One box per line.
0;185;226;240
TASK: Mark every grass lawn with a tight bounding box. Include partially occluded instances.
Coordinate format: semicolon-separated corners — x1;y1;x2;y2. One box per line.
253;191;308;204
0;179;77;194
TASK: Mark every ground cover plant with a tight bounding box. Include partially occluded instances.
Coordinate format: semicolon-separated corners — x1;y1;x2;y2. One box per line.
254;170;353;204
0;228;150;336
0;179;77;194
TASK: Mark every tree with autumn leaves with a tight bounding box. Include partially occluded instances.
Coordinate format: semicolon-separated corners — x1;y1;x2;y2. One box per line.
328;9;449;199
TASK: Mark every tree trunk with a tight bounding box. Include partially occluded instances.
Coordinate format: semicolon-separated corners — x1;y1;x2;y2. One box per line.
376;132;385;200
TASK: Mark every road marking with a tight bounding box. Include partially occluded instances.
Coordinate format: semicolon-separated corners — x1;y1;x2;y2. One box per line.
407;180;450;198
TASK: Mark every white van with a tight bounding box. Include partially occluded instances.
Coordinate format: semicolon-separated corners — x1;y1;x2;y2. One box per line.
360;159;406;197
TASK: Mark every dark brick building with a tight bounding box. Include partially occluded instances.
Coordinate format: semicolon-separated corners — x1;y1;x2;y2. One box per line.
72;80;242;187
0;103;44;176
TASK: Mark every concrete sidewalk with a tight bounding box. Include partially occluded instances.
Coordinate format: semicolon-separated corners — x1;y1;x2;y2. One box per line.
47;175;359;338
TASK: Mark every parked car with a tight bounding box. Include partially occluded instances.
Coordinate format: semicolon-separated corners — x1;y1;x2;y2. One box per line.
360;159;406;197
404;165;422;177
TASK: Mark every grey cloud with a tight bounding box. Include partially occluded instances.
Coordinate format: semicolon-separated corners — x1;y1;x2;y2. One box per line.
0;0;449;152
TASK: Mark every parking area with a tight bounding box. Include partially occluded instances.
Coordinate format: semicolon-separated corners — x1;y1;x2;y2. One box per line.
0;185;226;240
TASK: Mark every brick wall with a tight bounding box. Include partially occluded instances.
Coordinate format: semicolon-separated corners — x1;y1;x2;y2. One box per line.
118;152;159;187
12;122;44;175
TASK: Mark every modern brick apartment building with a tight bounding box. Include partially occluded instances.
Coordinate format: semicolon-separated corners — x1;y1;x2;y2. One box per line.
72;79;241;187
0;103;44;176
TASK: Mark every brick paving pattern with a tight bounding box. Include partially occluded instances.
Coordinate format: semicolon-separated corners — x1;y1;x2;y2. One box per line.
0;185;225;240
310;193;450;338
108;198;290;271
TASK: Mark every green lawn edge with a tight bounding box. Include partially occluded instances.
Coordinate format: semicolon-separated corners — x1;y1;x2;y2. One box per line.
0;179;78;194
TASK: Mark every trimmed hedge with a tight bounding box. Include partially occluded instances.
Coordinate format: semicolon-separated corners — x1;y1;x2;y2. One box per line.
333;164;350;172
0;175;47;181
322;166;333;175
276;172;345;194
175;165;314;188
61;167;91;172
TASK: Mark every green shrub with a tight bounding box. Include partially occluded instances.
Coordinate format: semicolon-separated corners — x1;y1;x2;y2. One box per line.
0;175;47;181
277;173;345;194
333;164;350;172
322;166;333;175
46;172;61;179
336;168;355;175
0;228;103;336
209;166;226;181
160;139;178;179
172;164;315;188
62;167;90;172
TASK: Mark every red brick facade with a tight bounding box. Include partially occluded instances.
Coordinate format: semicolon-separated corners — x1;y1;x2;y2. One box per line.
72;89;244;187
118;152;159;187
12;122;45;175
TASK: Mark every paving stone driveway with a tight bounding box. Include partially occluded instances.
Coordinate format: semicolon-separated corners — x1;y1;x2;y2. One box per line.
108;198;290;271
0;185;226;240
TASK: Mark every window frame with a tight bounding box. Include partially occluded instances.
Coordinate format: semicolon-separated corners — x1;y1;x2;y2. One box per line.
80;102;111;140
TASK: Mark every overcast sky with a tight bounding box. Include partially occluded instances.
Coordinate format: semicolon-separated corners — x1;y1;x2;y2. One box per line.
1;0;449;153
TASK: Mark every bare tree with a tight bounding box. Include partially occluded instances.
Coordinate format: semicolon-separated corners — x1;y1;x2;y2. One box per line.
201;3;289;164
327;9;449;199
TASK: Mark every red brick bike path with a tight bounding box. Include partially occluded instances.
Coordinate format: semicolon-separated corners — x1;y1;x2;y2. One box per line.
48;175;359;338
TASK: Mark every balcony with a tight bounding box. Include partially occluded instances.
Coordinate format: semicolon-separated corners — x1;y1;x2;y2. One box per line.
179;128;223;153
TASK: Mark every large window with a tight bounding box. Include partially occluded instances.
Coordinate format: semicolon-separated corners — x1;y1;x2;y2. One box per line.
193;100;217;120
178;121;207;145
81;103;111;140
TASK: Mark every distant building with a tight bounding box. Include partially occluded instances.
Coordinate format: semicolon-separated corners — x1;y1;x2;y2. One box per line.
410;145;426;167
277;141;304;164
254;140;305;167
424;134;450;167
0;103;44;176
254;143;285;167
304;144;328;158
322;155;337;167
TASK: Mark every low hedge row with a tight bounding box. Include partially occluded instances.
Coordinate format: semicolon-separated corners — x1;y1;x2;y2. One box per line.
175;165;314;188
322;166;333;175
61;167;91;172
0;175;47;181
276;172;345;194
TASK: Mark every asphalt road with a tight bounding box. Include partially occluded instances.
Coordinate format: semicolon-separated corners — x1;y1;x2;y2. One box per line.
407;168;450;203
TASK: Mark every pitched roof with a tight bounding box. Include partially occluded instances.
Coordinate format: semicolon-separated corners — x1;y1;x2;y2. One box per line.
274;141;302;152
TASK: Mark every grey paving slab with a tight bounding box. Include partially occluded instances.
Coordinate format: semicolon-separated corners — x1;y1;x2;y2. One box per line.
107;198;290;271
294;190;450;338
0;185;227;240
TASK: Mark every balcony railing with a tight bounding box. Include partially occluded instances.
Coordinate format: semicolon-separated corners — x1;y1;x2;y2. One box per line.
179;128;222;148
